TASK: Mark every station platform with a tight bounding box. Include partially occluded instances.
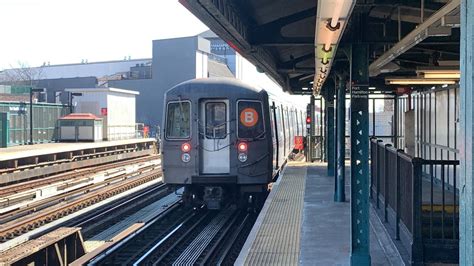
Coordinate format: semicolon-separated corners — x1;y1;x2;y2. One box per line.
236;162;402;266
0;138;156;161
0;138;157;185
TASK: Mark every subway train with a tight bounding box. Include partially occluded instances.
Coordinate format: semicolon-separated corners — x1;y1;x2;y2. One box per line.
161;78;306;209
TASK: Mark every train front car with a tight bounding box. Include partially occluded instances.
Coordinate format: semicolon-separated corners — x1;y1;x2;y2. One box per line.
162;78;272;209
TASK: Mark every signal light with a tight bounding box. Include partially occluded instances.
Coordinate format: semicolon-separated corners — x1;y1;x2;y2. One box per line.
181;142;191;153
238;142;248;152
306;117;311;124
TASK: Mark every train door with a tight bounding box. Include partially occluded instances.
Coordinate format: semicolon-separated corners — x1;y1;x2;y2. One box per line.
280;105;286;156
271;101;279;170
200;100;230;174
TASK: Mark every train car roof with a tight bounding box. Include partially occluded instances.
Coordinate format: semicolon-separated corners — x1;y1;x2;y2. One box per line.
167;78;264;95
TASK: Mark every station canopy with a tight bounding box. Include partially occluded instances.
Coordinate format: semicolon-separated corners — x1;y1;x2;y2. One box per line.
181;0;460;95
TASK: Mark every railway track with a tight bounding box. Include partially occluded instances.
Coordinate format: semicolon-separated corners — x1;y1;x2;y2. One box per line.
0;165;161;242
0;146;151;176
0;160;160;222
95;205;257;266
93;202;191;265
74;182;172;238
0;154;160;199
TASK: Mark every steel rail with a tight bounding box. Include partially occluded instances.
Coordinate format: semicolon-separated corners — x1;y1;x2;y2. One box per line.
215;213;251;265
200;211;245;265
0;162;160;222
151;212;210;265
172;208;236;265
73;182;167;229
0;147;136;174
0;169;161;241
132;214;195;266
86;201;184;266
0;154;159;198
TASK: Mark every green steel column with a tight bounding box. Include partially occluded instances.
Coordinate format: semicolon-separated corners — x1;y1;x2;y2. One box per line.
350;43;371;265
335;76;346;202
324;84;335;176
0;112;9;148
460;0;474;264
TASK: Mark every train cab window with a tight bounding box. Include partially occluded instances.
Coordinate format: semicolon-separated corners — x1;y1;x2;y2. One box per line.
166;101;191;139
237;100;265;139
205;102;227;139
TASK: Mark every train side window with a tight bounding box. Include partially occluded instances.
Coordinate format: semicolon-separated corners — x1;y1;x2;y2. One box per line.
237;100;265;139
205;102;227;139
166;101;191;139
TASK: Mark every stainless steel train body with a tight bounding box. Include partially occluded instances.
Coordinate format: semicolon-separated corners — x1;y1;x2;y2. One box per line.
162;78;306;208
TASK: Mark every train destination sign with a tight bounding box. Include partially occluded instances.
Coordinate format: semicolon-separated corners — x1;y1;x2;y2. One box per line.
240;108;259;127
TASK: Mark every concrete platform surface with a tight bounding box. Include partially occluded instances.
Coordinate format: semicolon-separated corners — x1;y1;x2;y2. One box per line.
0;138;155;161
237;162;307;265
300;164;401;266
237;162;401;266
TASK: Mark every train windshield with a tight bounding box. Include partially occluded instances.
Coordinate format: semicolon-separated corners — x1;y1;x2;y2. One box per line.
166;101;191;139
205;102;227;139
237;100;264;139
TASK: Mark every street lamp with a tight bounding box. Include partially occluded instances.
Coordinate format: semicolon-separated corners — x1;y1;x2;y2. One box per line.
69;92;83;113
29;87;45;145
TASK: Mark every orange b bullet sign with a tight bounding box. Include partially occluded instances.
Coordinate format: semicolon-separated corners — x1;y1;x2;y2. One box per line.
240;108;258;127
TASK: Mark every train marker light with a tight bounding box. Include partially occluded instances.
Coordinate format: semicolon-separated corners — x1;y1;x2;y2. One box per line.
181;153;191;163
181;142;191;153
238;153;248;162
238;142;248;152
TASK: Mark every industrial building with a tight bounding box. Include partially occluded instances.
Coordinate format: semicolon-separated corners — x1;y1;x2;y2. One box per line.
65;88;139;140
0;32;237;129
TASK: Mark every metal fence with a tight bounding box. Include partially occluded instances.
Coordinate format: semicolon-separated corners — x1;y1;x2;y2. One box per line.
310;136;323;161
0;102;70;146
370;138;459;264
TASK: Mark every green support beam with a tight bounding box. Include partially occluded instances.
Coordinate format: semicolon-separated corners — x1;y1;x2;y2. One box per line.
324;83;336;176
335;76;346;202
0;112;9;148
460;0;474;264
350;43;371;265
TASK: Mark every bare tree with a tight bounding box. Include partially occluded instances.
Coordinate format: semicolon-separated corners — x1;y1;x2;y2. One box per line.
0;61;45;88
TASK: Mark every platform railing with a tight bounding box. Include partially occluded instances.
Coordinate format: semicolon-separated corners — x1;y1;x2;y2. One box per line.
370;138;459;265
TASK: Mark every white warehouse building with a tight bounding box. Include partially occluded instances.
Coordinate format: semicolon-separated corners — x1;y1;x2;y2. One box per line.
65;88;139;140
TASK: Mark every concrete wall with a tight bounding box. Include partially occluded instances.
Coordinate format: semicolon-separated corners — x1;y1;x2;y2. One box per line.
72;90;136;140
37;77;98;104
107;92;136;139
74;91;107;116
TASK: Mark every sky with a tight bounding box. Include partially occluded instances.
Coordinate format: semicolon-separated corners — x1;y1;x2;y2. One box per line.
0;0;209;70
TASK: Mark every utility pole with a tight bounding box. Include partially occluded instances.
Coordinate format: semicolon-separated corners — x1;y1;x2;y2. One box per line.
29;88;44;145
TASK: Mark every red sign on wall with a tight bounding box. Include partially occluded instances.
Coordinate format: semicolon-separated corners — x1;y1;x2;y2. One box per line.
101;108;108;116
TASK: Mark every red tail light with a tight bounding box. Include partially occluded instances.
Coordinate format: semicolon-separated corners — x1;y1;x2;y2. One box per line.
181;142;191;153
238;142;248;152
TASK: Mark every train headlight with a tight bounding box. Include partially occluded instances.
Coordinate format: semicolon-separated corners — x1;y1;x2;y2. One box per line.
238;142;248;152
238;153;248;162
181;142;191;153
181;153;191;163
